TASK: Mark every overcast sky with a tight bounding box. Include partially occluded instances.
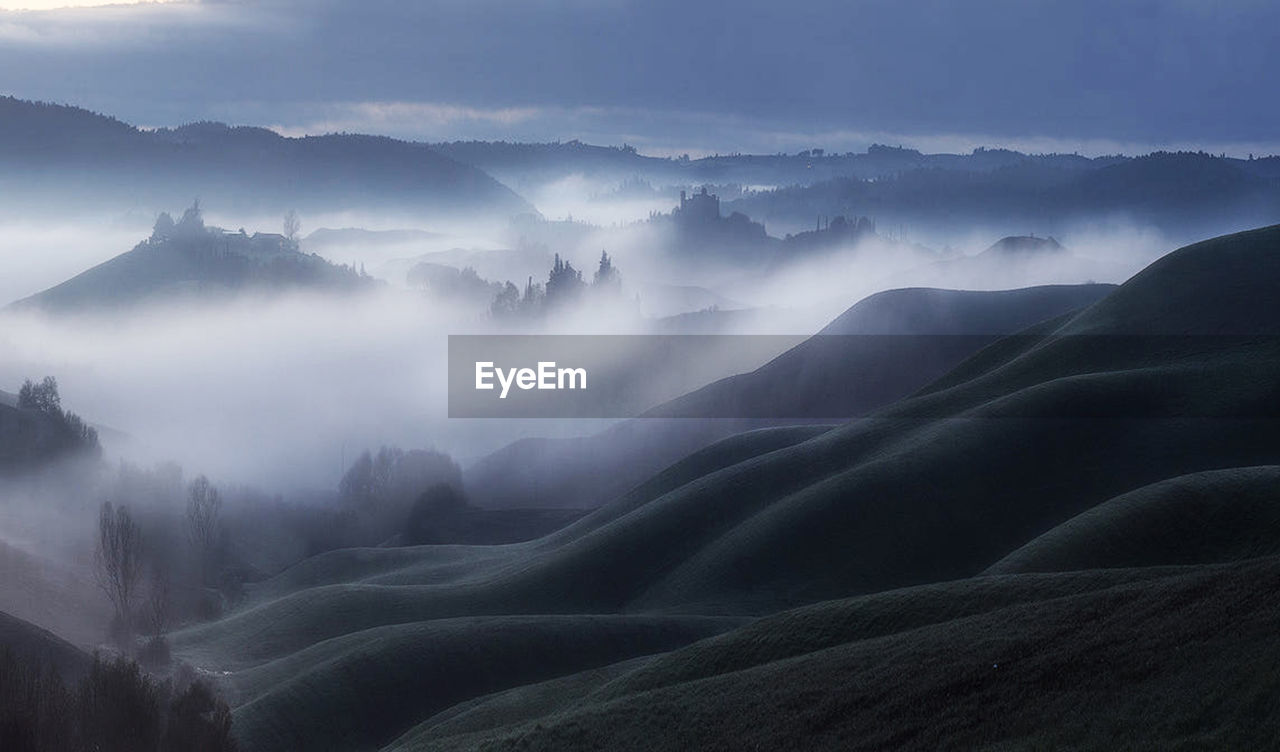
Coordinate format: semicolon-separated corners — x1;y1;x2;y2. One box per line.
0;0;1277;156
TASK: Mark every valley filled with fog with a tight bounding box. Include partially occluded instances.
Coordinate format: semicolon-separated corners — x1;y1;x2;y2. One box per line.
0;166;1187;488
2;94;1279;752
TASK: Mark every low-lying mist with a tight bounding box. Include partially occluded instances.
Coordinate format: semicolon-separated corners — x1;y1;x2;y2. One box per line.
0;191;1251;665
0;206;1193;497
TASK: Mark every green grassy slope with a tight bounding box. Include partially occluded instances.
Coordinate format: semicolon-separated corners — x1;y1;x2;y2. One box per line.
386;556;1280;751
229;614;742;752
177;226;1280;751
382;565;1187;750
467;285;1112;509
630;226;1280;610
385;658;652;745
0;609;92;682
986;466;1280;574
648;284;1114;418
180;228;1280;665
0;539;107;648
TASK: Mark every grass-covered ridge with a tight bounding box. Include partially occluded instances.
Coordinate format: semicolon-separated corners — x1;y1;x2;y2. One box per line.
385;556;1280;751
163;225;1280;751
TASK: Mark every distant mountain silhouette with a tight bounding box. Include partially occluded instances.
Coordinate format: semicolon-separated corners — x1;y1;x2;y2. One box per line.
0;97;531;220
302;228;445;250
881;234;1131;291
9;206;375;312
979;235;1066;257
730;151;1280;237
432;139;1126;193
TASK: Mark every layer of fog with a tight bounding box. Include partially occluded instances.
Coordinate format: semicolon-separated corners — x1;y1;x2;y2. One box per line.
0;185;1231;653
0;287;789;491
0;174;1204;502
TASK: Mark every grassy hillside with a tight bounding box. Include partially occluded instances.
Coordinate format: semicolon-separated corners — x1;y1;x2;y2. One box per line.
632;229;1280;610
378;567;1192;748
229;615;742;752
0;609;92;682
468;284;1111;508
385;557;1280;751
649;284;1114;418
0;540;107;648
167;225;1280;751
10;215;374;312
987;466;1280;574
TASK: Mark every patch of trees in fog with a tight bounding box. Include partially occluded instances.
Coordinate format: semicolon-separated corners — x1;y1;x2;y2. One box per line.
490;250;624;319
0;377;99;472
0;649;236;752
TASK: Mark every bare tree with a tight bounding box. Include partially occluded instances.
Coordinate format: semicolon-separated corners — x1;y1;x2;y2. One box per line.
187;475;221;586
145;565;170;639
94;501;142;645
283;209;301;247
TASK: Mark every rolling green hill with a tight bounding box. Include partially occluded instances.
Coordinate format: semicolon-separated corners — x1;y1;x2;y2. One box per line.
0;609;91;682
384;557;1280;751
167;225;1280;751
467;283;1113;508
986;466;1280;574
229;615;742;752
648;283;1114;418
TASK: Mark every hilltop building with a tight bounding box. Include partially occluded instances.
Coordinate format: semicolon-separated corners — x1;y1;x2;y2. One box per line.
676;186;721;226
667;186;774;257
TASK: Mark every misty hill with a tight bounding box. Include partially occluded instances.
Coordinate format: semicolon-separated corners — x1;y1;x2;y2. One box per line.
0;400;98;473
430;140;675;189
619;225;1280;612
0;97;531;221
156;225;1280;751
636;284;744;319
978;234;1066;257
779;214;878;254
9;206;376;312
375;248;553;291
731;151;1280;237
647;284;1114;419
302;228;445;251
432;140;1126;194
0;538;108;648
878;234;1136;292
467;283;1113;509
0;609;91;682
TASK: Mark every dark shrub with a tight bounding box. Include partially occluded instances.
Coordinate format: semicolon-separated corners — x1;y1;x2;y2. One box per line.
0;650;237;751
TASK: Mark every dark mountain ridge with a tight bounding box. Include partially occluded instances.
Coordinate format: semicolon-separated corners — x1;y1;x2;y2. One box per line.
0;97;531;220
729;151;1280;237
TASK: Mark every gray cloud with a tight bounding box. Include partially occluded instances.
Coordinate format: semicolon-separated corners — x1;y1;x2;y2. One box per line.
0;0;1276;152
